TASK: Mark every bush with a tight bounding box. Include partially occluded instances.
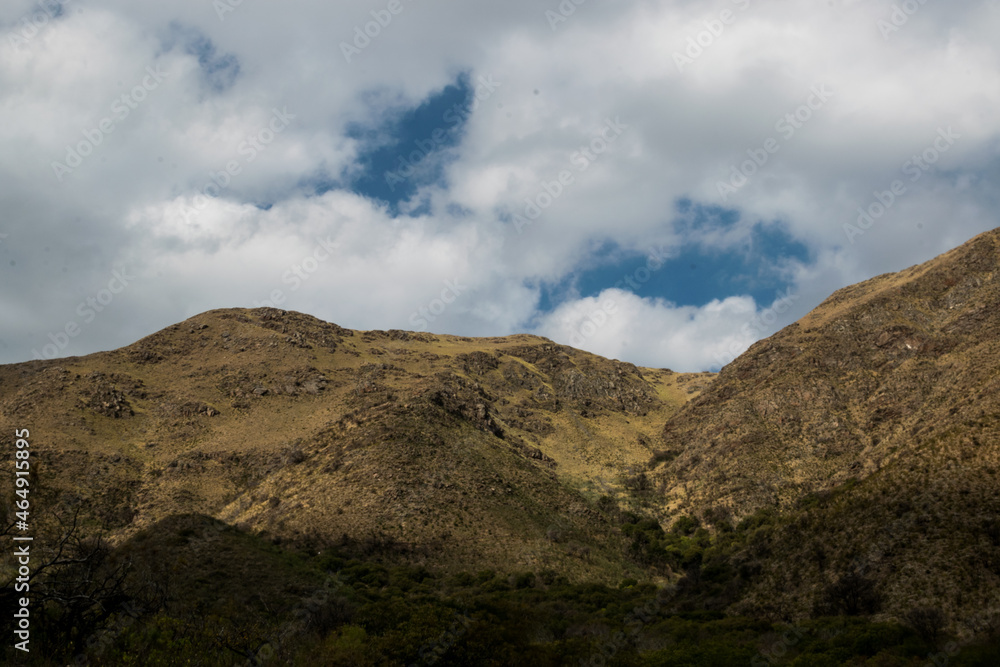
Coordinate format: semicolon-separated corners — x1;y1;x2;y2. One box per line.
672;515;701;537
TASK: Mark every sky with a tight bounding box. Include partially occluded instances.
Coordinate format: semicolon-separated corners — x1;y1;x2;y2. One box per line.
1;0;998;372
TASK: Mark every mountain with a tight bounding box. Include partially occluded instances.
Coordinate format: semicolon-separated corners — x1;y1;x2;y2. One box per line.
653;226;1000;627
3;228;1000;664
0;308;711;582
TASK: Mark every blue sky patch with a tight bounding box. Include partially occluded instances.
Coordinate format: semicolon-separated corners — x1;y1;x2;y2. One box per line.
539;202;810;310
343;74;474;214
162;23;241;93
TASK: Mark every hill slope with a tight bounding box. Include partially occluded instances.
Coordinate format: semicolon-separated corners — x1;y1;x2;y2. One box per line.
653;226;1000;628
0;309;710;582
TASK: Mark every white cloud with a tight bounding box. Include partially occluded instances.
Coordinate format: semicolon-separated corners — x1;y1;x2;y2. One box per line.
534;289;763;372
1;0;999;368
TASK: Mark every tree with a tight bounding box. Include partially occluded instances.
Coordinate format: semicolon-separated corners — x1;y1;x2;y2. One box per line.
1;506;164;659
823;569;882;616
904;606;946;645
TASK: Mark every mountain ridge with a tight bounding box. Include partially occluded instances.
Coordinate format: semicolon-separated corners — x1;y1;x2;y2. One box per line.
0;307;711;584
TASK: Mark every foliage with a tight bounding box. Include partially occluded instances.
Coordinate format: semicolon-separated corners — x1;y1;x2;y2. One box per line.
7;514;999;666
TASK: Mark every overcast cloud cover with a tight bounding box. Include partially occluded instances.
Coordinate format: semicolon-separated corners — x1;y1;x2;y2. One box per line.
1;0;998;371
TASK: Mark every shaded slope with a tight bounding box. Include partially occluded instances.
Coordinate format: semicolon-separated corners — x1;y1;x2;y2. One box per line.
652;226;1000;628
656;227;1000;516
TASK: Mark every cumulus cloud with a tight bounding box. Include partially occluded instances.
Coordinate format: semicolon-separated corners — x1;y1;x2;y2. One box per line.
1;0;998;368
534;289;763;372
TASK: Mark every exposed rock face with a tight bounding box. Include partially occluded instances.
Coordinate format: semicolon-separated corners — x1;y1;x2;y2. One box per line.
427;373;505;438
78;372;143;418
505;344;657;415
552;364;655;415
457;351;500;375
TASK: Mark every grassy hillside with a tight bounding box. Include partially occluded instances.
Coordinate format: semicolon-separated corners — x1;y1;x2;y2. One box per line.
651;227;1000;632
0;308;712;586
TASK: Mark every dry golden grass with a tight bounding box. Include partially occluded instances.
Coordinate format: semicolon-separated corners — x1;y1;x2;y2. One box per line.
0;308;711;584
